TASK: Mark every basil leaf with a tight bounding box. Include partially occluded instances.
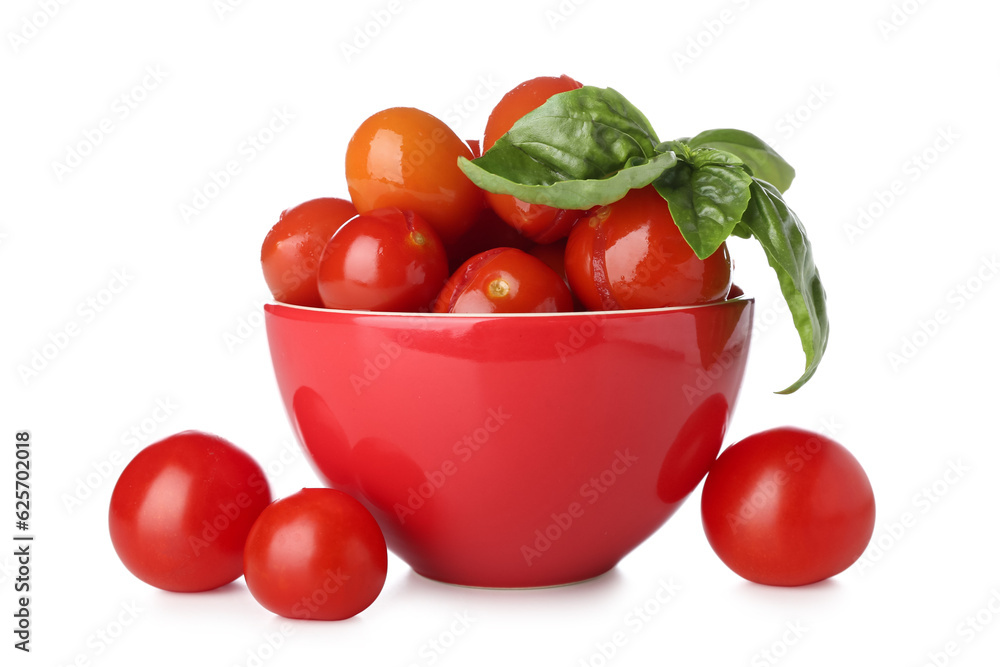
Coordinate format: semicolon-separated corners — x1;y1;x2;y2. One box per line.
455;85;662;208
741;179;829;393
484;85;660;179
688;129;795;193
458;152;677;209
653;142;752;259
490;85;660;169
731;221;753;239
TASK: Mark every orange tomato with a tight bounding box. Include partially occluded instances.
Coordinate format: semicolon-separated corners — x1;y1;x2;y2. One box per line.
346;107;483;245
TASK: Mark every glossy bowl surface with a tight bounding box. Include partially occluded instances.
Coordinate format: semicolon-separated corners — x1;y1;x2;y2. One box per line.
265;297;753;587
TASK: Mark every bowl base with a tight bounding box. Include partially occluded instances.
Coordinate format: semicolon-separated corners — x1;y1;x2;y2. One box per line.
410;565;618;590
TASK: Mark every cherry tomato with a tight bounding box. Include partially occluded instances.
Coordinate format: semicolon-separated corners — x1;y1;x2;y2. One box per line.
243;488;388;620
483;75;584;243
530;239;585;311
466;138;481;158
700;427;876;586
446;206;534;272
565;186;732;310
260;198;358;307
108;431;272;592
317;207;449;312
529;239;569;287
346;107;483;245
483;75;583;151
434;247;573;314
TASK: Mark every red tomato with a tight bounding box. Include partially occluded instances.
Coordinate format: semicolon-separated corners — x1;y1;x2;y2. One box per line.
345;107;483;245
528;239;569;287
529;239;584;310
700;427;876;586
434;247;573;314
317;207;449;312
486;196;582;245
565;186;732;310
108;431;272;592
260;198;358;307
466;138;481;158
243;488;387;620
446;206;534;272
483;75;583;150
482;75;585;243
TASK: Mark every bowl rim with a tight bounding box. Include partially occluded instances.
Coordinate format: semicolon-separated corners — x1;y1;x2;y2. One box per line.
264;294;753;319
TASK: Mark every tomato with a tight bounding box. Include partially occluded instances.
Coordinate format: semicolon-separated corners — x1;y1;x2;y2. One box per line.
700;427;876;586
446;206;534;272
486;196;583;245
108;431;272;592
483;75;583;151
529;239;584;310
434;247;573;314
317;207;449;312
466;138;481;158
565;186;732;310
483;75;585;243
243;488;387;620
345;107;483;245
528;239;569;287
260;197;358;307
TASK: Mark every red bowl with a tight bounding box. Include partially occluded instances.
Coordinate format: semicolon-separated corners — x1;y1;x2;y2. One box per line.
264;297;753;588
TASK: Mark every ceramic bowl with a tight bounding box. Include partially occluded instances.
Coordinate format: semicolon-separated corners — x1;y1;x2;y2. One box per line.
264;296;753;587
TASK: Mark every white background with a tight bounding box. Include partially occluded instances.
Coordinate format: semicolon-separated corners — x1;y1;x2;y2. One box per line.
3;0;999;665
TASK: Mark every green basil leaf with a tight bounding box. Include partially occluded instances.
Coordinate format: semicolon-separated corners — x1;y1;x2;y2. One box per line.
492;85;660;170
652;142;752;260
455;86;662;206
458;152;677;209
655;139;690;160
688;129;795;193
731;221;753;239
741;179;829;393
482;85;660;180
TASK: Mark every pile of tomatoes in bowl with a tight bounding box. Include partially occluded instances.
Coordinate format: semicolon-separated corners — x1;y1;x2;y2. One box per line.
260;75;734;315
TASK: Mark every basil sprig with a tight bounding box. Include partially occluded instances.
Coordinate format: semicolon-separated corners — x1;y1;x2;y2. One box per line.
457;85;828;393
